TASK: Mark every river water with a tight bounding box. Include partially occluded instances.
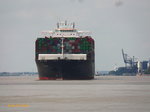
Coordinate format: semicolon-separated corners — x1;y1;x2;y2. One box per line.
0;76;150;112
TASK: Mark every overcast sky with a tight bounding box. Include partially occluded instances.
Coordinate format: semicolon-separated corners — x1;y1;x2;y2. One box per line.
0;0;150;72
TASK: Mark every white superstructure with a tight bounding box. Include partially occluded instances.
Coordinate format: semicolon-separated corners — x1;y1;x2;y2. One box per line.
41;21;91;38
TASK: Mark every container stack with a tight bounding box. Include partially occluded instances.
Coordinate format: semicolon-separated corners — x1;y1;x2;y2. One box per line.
36;38;62;54
36;36;94;54
64;36;94;54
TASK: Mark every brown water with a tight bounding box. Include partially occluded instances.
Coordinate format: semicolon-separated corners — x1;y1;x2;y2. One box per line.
0;76;150;112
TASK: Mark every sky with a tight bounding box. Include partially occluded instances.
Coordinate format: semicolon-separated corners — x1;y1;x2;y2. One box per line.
0;0;150;72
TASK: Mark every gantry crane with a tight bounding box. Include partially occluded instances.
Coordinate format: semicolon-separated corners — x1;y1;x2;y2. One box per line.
122;49;136;68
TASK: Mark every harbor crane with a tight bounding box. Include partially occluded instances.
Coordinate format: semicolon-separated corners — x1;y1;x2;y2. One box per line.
122;49;136;68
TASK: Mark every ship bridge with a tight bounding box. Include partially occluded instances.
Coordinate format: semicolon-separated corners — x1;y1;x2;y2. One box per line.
40;21;91;38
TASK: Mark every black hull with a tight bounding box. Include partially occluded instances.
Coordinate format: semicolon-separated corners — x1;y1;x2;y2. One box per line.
36;59;94;80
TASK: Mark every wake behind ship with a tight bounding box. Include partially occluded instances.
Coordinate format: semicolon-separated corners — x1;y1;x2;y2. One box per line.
35;21;95;80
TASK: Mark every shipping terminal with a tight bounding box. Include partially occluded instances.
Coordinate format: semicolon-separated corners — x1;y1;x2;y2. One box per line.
35;21;95;80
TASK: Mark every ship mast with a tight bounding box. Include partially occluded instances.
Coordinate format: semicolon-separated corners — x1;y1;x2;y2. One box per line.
61;37;64;58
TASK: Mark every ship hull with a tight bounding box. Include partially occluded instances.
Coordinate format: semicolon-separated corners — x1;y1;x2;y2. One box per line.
36;59;94;80
35;36;95;80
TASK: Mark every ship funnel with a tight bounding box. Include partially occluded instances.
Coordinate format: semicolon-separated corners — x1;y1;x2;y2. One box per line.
57;21;75;29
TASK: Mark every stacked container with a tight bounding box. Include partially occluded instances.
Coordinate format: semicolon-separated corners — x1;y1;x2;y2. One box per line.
36;37;62;54
36;36;94;54
64;36;94;54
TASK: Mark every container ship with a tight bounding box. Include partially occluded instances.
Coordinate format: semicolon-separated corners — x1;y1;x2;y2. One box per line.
35;21;95;80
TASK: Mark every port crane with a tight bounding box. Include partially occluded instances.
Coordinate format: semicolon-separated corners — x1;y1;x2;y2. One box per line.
122;49;136;68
